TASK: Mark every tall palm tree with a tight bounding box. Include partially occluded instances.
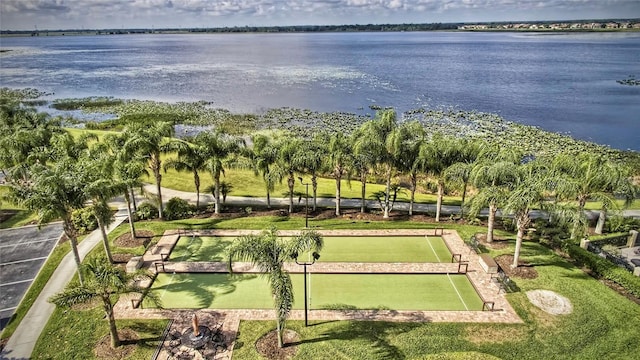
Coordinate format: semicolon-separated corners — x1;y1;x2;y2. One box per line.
276;134;304;214
9;141;92;284
107;134;148;239
250;133;284;209
421;133;462;222
194;130;244;214
503;160;549;268
326;132;353;216
227;228;323;348
163;139;208;208
552;153;635;239
297;135;327;211
49;257;160;349
353;110;408;218
395;121;427;216
443;138;483;218
122;121;176;219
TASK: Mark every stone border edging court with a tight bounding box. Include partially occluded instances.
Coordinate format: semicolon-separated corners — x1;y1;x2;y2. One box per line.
114;229;522;360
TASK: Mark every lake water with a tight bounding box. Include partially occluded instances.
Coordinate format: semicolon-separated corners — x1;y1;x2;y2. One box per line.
1;31;639;150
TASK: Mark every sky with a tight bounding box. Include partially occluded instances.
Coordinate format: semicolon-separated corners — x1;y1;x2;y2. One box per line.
1;0;639;31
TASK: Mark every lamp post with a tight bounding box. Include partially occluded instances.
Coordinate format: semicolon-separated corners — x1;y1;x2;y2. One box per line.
298;177;310;228
292;251;319;327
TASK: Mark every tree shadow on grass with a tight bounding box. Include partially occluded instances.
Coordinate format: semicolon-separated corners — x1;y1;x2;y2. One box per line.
151;273;257;308
291;321;424;359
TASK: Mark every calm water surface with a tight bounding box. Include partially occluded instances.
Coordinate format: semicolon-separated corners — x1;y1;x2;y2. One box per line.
1;32;639;150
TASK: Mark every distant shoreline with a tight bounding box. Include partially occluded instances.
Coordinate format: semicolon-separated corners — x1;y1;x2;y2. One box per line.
2;18;639;37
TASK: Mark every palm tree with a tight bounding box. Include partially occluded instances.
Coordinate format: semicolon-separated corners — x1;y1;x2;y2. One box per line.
122;121;176;219
503;160;549;268
552;153;635;239
250;133;285;209
195;130;244;214
443;138;483;218
227;227;323;348
163;139;208;208
276;134;304;214
10;151;91;284
297;135;327;211
468;147;522;243
326;132;352;216
421;133;462;222
395;121;427;216
49;256;160;349
353;110;409;218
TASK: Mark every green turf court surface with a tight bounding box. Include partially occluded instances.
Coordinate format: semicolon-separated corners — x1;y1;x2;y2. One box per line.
151;273;483;311
170;236;451;263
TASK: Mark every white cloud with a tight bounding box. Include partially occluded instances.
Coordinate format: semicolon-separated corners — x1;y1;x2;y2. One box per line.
1;0;638;30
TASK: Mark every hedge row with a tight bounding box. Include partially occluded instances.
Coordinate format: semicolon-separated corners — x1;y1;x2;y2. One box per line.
567;245;640;297
587;232;629;247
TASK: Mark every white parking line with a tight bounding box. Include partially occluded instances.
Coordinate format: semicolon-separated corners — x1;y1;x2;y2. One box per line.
0;237;59;249
0;256;48;266
0;279;35;287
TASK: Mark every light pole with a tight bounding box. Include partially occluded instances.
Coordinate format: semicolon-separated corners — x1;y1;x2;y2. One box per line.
298;177;310;228
292;251;320;327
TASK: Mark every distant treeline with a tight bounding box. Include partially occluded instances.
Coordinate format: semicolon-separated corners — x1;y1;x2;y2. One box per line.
2;18;637;36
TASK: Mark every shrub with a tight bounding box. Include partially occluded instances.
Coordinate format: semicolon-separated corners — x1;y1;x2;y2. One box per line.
164;197;193;220
71;207;97;233
136;202;159;220
567;245;640;297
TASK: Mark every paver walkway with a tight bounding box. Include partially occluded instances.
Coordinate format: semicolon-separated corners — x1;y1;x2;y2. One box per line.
113;229;521;359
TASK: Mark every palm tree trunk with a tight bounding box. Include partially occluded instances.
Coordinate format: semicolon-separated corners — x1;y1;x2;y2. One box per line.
63;217;84;286
311;174;318;211
130;186;138;211
267;189;271;209
154;170;163;220
276;318;284;348
595;208;606;234
512;213;528;268
435;181;444;222
383;166;391;219
124;190;136;238
360;171;367;213
460;181;468;217
214;175;221;214
104;299;120;348
288;173;295;213
487;202;497;243
409;173;417;216
194;171;200;208
335;175;342;216
96;216;113;264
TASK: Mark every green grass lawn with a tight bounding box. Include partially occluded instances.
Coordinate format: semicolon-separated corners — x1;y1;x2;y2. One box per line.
233;240;640;360
0;185;38;229
151;273;483;311
171;236;451;263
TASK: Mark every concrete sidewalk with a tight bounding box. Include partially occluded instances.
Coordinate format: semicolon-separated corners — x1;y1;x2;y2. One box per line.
0;209;129;360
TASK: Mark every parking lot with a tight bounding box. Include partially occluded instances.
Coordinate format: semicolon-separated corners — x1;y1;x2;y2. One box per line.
0;223;63;330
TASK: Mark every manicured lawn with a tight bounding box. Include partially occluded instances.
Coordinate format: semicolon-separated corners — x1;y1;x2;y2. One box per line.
151;273;483;311
171;235;452;263
0;186;37;229
233;240;640;360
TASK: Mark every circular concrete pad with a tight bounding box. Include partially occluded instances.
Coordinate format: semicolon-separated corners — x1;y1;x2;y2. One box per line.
526;290;573;315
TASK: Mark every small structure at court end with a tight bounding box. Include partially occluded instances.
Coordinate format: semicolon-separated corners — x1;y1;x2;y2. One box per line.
159;313;227;359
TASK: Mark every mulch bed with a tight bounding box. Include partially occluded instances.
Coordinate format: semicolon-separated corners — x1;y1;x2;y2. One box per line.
476;233;510;250
495;254;538;279
114;230;154;248
94;328;138;360
255;329;300;360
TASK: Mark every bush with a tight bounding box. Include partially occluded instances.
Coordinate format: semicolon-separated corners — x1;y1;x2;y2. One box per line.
71;207;97;233
567;245;640;297
136;202;159;220
164;197;193;220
